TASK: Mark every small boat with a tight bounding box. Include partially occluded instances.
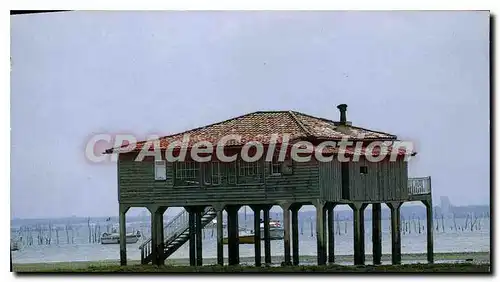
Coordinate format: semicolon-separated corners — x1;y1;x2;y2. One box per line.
210;218;227;228
101;231;140;244
10;240;19;251
222;229;255;244
260;219;285;240
222;219;285;244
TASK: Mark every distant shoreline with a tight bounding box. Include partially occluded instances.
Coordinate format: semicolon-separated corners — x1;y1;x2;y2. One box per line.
10;204;492;224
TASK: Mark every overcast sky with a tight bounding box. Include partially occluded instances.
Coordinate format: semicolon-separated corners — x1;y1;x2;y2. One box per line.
11;11;489;219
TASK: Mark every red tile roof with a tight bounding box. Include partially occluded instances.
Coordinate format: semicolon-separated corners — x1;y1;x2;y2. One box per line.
105;110;402;153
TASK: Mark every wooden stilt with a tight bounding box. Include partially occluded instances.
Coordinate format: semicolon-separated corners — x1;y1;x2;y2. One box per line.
119;206;128;266
227;205;240;265
282;204;291;265
252;206;262;266
195;208;203;266
327;204;336;263
216;209;224;266
291;206;300;266
424;199;434;263
150;208;158;265
351;203;362;265
316;202;326;265
359;203;367;265
372;203;382;265
263;206;271;265
188;209;196;266
156;207;166;265
388;202;402;265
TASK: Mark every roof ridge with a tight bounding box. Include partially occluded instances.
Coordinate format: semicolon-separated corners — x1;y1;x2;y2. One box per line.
288;110;314;138
253;110;290;114
292;111;397;139
291;110;339;124
349;125;397;139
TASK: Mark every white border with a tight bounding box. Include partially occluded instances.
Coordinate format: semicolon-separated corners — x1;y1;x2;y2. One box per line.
5;2;496;282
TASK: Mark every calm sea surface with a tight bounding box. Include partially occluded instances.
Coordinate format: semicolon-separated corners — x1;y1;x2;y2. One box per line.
11;218;490;264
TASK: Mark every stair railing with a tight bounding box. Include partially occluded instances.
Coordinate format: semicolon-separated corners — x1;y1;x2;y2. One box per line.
163;209;190;244
164;206;215;243
139;206;215;252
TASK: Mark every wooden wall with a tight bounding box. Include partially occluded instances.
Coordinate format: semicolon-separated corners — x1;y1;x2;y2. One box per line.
348;157;409;202
118;153;408;206
118;153;320;206
318;160;342;202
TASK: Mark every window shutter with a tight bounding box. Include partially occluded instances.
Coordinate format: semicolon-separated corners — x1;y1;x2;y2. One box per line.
155;160;167;180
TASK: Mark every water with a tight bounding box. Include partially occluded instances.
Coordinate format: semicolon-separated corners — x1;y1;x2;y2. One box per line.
11;218;490;264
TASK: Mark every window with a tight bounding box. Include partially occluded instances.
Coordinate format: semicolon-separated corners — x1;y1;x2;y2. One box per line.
270;155;282;175
154;160;167;181
239;160;260;177
203;162;221;186
174;162;199;186
226;162;237;184
360;166;368;175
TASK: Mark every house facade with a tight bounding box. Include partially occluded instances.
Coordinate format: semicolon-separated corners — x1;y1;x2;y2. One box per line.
108;104;433;268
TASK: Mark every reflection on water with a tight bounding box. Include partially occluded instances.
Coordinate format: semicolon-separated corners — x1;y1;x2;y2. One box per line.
12;219;490;264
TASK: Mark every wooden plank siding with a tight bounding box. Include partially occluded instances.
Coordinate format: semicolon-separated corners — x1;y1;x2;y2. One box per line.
264;159;320;203
347;157;409;202
118;154;320;206
118;152;409;206
318;160;342;202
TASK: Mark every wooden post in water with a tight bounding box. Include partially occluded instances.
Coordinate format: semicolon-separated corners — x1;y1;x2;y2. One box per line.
310;218;314;237
48;222;52;245
418;216;422;234
65;224;69;244
55;227;59;245
335;214;341;235
244;206;247;229
87;218;91;244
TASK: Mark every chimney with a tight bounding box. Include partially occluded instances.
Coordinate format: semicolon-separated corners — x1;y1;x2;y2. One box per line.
337;104;348;125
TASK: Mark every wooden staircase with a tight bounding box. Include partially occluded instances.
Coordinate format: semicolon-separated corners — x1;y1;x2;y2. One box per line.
139;207;217;264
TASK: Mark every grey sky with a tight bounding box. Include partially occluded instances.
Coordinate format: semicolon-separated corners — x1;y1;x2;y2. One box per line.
11;11;489;219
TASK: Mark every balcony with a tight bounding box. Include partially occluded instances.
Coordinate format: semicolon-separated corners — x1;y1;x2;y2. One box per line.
408;176;432;200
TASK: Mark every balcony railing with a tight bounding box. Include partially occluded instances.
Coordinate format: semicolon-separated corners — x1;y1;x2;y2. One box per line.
408;177;431;195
